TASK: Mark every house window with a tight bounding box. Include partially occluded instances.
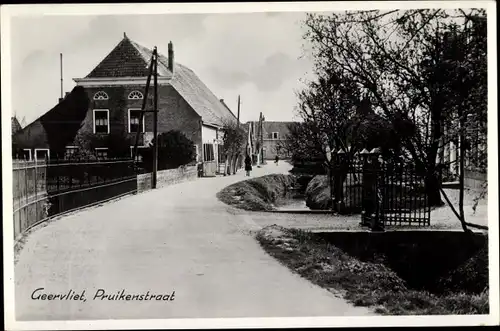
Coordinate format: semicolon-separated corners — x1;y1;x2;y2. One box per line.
203;143;215;162
130;146;148;161
195;145;199;162
93;91;109;100
272;132;279;140
22;149;32;161
65;146;78;159
93;109;109;134
95;148;108;159
128;109;145;133
128;91;144;99
34;149;50;161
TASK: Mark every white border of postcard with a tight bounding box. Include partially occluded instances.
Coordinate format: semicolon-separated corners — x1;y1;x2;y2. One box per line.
2;1;498;329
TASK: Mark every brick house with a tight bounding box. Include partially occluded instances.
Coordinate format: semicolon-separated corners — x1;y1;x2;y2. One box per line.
246;120;294;161
13;33;238;176
11;117;22;135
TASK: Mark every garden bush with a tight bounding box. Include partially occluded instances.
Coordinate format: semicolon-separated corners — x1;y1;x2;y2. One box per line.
217;174;297;211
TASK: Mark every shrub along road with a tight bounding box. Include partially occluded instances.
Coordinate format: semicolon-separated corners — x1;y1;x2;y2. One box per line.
15;162;374;320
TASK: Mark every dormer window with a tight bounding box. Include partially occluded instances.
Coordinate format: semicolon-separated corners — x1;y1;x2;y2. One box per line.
93;91;109;100
128;91;144;100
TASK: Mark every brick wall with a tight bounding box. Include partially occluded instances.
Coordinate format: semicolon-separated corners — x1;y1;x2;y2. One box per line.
137;165;197;193
75;84;202;149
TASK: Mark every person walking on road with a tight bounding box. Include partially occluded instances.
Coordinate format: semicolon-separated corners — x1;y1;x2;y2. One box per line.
275;155;279;166
245;154;253;176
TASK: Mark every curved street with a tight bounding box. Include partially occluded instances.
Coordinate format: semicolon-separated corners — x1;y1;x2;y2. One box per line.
15;162;374;320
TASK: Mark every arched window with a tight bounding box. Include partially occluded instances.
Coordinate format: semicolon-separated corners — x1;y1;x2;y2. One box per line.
128;91;144;100
93;91;109;100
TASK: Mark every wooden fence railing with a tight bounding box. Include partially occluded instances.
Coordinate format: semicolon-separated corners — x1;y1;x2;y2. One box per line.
12;158;138;241
13;160;50;240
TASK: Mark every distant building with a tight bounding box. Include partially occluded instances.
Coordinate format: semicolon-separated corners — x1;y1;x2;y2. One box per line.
438;114;487;187
246;120;294;160
11;117;22;135
13;33;238;176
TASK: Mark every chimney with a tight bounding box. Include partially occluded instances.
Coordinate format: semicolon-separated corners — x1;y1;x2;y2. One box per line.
168;41;174;73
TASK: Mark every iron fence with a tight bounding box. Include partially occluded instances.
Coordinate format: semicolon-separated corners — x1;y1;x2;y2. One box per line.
45;157;138;216
330;151;431;229
379;163;430;226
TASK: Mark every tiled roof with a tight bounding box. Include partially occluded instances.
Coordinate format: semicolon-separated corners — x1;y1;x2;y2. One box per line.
84;35;236;126
171;64;237;126
247;121;295;139
86;37;149;78
129;40;172;78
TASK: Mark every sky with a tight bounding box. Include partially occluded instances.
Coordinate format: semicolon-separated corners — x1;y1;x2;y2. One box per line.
10;12;317;126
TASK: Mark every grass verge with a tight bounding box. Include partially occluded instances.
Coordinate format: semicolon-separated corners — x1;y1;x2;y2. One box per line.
256;225;489;315
217;174;296;211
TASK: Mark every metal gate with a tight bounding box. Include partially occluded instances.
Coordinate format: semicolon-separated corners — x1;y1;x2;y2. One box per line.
330;149;431;230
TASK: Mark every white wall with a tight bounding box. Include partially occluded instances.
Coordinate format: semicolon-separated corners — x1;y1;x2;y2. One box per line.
201;125;220;168
202;125;218;143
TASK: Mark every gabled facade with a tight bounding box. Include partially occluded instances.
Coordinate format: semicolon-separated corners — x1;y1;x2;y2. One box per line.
246;120;294;160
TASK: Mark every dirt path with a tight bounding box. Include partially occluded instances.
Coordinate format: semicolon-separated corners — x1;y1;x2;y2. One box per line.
15;162;374;320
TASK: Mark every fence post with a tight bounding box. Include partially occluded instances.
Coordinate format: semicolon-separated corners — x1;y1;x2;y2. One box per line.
34;161;38;223
22;161;27;234
370;148;384;232
360;149;370;226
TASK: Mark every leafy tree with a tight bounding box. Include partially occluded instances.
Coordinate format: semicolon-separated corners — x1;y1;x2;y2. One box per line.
220;121;246;175
142;130;196;171
280;122;324;166
71;131;132;160
40;86;89;159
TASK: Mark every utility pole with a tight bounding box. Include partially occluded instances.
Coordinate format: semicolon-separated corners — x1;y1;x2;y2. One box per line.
261;113;264;164
237;95;241;128
132;54;154;163
258;112;264;166
152;47;159;189
59;53;63;101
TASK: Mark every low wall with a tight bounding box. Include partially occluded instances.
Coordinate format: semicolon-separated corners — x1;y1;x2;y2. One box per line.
315;230;487;293
137;165;197;193
464;169;487;190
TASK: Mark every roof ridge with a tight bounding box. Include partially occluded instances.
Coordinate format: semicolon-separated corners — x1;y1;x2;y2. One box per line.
128;38;173;76
128;39;153;63
85;38;125;78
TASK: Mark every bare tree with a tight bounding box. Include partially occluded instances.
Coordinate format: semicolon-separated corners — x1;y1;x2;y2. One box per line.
302;9;487;225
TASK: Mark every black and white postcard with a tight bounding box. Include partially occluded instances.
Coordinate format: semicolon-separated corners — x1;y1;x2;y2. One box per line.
2;1;498;329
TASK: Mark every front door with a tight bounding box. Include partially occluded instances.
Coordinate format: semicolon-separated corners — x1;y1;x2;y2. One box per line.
202;143;217;177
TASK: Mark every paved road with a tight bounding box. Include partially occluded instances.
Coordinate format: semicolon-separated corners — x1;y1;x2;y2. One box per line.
15;162;374;320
